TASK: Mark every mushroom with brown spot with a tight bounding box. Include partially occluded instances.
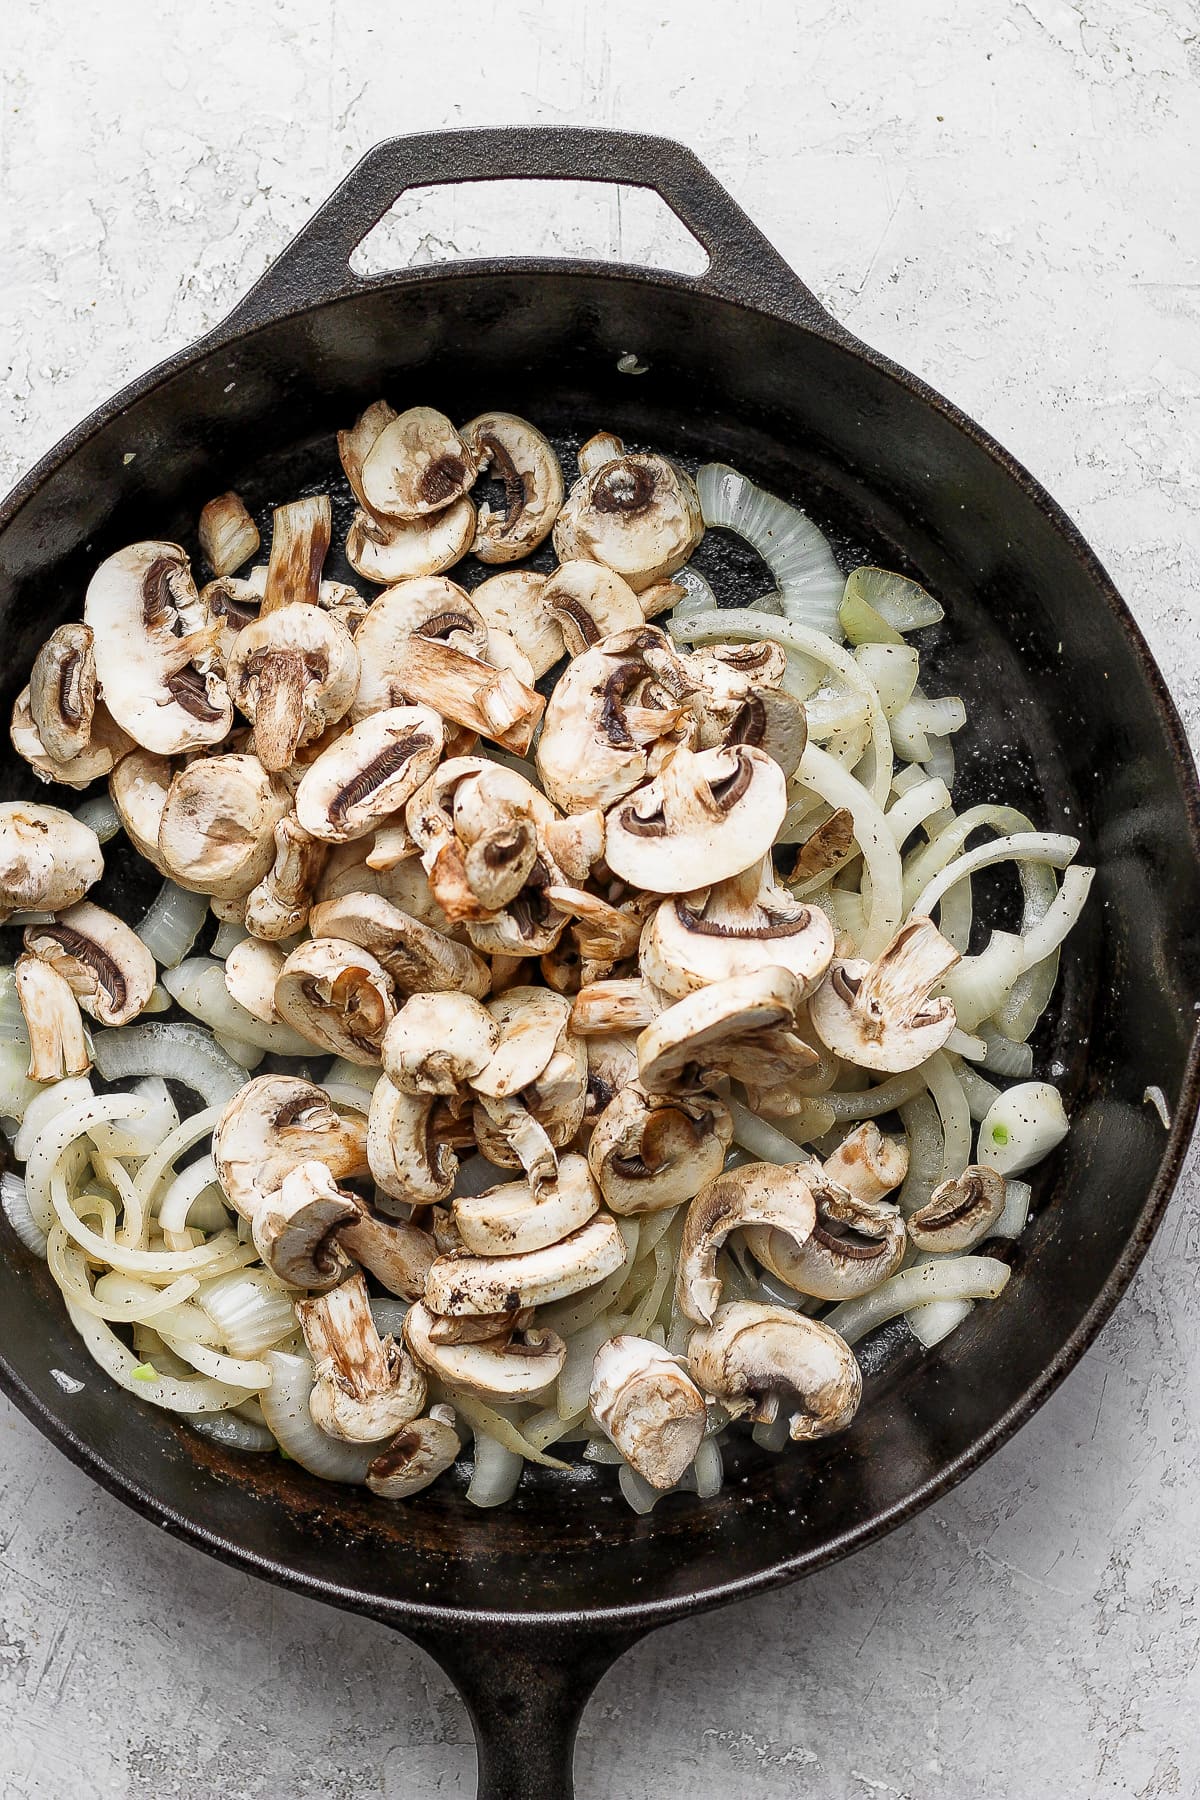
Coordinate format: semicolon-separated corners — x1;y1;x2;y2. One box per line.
225;604;359;773
808;915;961;1074
198;492;260;577
553;449;703;591
637;967;817;1095
383;991;497;1097
274;937;396;1063
11;688;132;791
470;570;563;678
297;1270;426;1443
453;1152;600;1256
687;1301;862;1441
461;411;564;564
675;1161;818;1324
588;1085;732;1214
156;754;291;899
350;580;489;721
243;817;327;940
366;1408;462;1498
605;743;787;894
686;641;808;777
590;1335;707;1489
359;406;478;519
366;1072;459;1211
0;803;104;922
28;623;97;764
907;1164;1007;1253
308;890;491;1000
294;705;444;843
23;901;156;1027
404;1300;566;1402
540;562;645;656
745;1175;907;1303
424;1212;627;1317
260;497;332;615
14;954;91;1081
212;1075;369;1221
570;978;660;1037
640;856;834;1001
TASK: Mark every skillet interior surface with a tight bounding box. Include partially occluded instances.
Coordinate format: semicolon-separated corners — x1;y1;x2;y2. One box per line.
0;266;1197;1631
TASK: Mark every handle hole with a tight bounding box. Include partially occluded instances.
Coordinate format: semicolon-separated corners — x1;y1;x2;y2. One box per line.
348;179;710;279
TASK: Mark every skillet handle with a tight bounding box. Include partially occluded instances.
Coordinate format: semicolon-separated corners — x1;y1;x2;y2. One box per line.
211;126;842;340
404;1617;646;1800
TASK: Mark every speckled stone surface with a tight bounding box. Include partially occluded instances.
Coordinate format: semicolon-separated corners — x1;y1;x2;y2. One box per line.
1;3;1198;1795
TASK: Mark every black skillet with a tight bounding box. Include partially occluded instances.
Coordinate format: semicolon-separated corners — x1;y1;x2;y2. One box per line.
1;129;1198;1799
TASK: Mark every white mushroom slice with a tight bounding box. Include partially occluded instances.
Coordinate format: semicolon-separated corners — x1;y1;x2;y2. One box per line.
570;978;659;1036
638;579;686;620
243;817;327;940
584;1031;641;1123
157;754;291;899
543;887;643;982
23;901;156;1026
535;624;697;814
808;916;960;1074
298;1270;426;1443
423;1306;534;1346
406;756;556;922
590;1335;707;1489
366;1411;461;1498
541;808;606;886
362;633;544;756
294;706;444;843
675;1161;818;1324
604;744;787;893
588;1085;732;1214
226;604;359;773
28;623;96;763
351;581;487;721
423;1213;626;1317
637;967;815;1094
338;1203;437;1300
641;857;835;1001
84;541;232;754
200;574;262;669
360;407;478;520
365;820;417;871
346;498;477;584
405;1300;566;1402
260;497;332;616
11;689;133;790
307;891;491;1000
251;1159;359;1291
688;1301;862;1441
212;1075;369;1221
471;1093;559;1186
821;1122;909;1204
383;992;497;1096
199;492;260;577
576;432;626;479
907;1164;1007;1253
470;571;562;678
688;642;808;777
15;954;91;1081
453;1152;600;1256
367;1073;460;1210
472;987;572;1099
274;938;396;1064
463;870;571;961
540;562;645;655
109;747;176;864
338;399;399;505
745;1179;907;1303
0;802;104;921
553;452;703;591
224;937;287;1024
462;412;564;564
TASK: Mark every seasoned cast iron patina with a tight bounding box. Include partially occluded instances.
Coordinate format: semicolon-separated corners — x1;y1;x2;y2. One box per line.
1;130;1198;1798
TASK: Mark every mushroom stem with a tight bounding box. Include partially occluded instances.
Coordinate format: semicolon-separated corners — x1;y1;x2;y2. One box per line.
261;497;332;615
15;954;92;1081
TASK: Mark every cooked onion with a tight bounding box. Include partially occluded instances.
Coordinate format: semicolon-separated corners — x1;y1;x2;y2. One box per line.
136;882;209;969
92;1024;246;1107
696;464;844;636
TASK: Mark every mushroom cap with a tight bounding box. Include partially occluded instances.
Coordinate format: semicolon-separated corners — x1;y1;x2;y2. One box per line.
0;802;104;921
590;1335;707;1489
641;859;835;1001
108;747;176;865
29;622;96;763
469;1093;559;1186
365;1413;461;1498
294;705;445;843
84;541;232;754
605;744;787;894
462;412;564;564
453;1152;601;1256
636;966;808;1094
587;1085;732;1215
243;816;327;941
367;1072;458;1209
472;986;572;1099
251;1160;358;1290
687;1300;862;1441
808;916;961;1074
676;1161;819;1325
307;890;492;1000
745;1177;907;1302
274;937;396;1064
225;603;359;773
540;561;645;656
821;1121;909;1204
212;1075;369;1221
470;570;562;678
423;1212;627;1317
157;753;291;900
553;453;703;591
23;900;156;1027
907;1163;1007;1253
360;407;478;520
349;579;487;720
11;688;133;790
404;1300;566;1402
346;496;477;585
298;1270;427;1443
224;936;287;1024
382;991;498;1095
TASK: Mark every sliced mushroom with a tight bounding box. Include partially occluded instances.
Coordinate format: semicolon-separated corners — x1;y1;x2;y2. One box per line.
347;499;477;584
675;1161;818;1324
472;987;572;1099
360;407;478;520
543;886;643;985
590;1335;707;1489
260;497;332;616
540;808;606;887
540;561;645;655
225;603;359;773
199;492;260;577
108;748;176;864
583;1031;641;1124
367;1072;458;1209
84;542;232;754
907;1164;1007;1253
157;753;291;898
470;571;561;678
463;863;571;960
223;937;287;1023
337;399;398;505
274;937;396;1064
822;1122;909;1204
294;706;444;843
808;916;960;1074
641;857;834;1001
745;1178;907;1303
383;992;497;1096
15;954;91;1081
588;1085;732;1214
604;744;787;893
0;803;104;921
687;1301;862;1441
28;623;96;763
308;891;491;1000
212;1075;368;1221
243;816;327;940
23;901;156;1026
576;432;625;479
462;412;564;564
361;633;544;757
11;688;132;790
366;1409;461;1498
297;1270;426;1443
423;1212;626;1317
786;808;855;886
571;977;660;1038
453;1152;600;1256
338;1202;437;1300
350;579;488;720
687;642;808;777
553;451;703;592
404;1300;566;1402
251;1159;358;1290
535;624;697;814
637;967;816;1094
406;756;557;923
470;1093;559;1187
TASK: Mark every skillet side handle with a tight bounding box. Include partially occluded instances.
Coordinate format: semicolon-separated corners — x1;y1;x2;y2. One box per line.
404;1618;646;1800
206;126;846;343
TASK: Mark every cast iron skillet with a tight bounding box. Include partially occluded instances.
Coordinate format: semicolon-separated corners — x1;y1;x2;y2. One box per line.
1;129;1198;1798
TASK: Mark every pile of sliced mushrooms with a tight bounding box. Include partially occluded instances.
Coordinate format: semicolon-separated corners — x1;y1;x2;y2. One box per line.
0;405;1093;1512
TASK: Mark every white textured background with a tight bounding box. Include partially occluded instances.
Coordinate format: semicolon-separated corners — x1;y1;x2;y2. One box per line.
2;3;1199;1796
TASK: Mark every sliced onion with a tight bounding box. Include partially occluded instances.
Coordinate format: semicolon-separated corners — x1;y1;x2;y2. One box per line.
156;1154;222;1238
618;1461;661;1514
1016;865;1094;970
259;1350;379;1480
978;1025;1034;1080
795;744;902;955
13;1076;94;1162
90;1077;179;1157
906;1298;974;1348
132;1106;225;1207
162;959;314;1057
75;1263;202;1322
557;1316;628;1421
855;642;920;717
897;1091;942;1219
727;1100;812;1167
52;1167;255;1278
666;565;719;620
821;1067;927;1122
994;1179;1033;1239
0;966;29;1041
449;1393;569;1469
696;465;844;637
901;804;1040;912
943;931;1026;1033
955;1060;1001;1123
467;1431;523;1508
199;1267;297;1357
1;1170;47;1257
886;778;953;848
924;1052;972;1183
158;1333;271;1388
842;568;944;633
210;918;249;960
72;792;122;844
136;883;209;970
825;1255;1011;1344
185;1410;276;1452
92;1024;246;1108
977;1082;1068;1176
23;1091;151;1231
214;1032;265;1070
911;833;1079;923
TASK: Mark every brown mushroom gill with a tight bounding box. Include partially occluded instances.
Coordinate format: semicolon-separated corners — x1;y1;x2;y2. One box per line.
330;733;436;828
591;462;656;514
31;924;126;1013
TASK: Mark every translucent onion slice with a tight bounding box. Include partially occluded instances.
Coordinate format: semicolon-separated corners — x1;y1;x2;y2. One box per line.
72;792;122;845
259;1350;379;1481
995;1179;1033;1239
977;1082;1068;1176
132;1106;224;1208
924;1052;973;1184
978;1025;1034;1080
90;1077;179;1158
449;1393;569;1469
51;1166;255;1278
1;1170;47;1257
666;565;719;620
825;1255;1011;1345
23;1091;152;1232
13;1076;94;1162
185;1410;276;1452
92;1024;246;1108
910;832;1079;922
136;882;209;970
0;1039;41;1125
696;464;844;637
156;1155;222;1237
198;1268;298;1358
906;1298;973;1348
161;959;314;1057
727;1100;812;1167
897;1091;942;1218
841;567;944;633
0;966;29;1042
467;1431;523;1508
158;1333;271;1389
